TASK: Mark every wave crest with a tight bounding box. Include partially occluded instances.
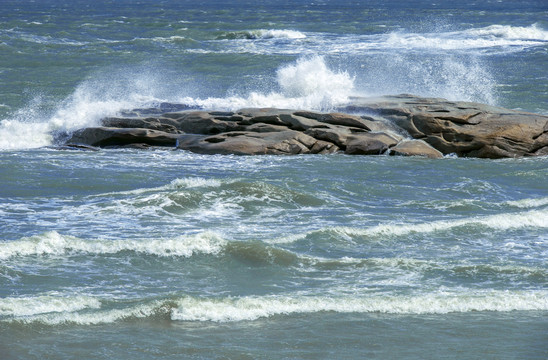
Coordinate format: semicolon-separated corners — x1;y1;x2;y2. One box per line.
5;291;546;325
217;29;306;40
0;231;226;260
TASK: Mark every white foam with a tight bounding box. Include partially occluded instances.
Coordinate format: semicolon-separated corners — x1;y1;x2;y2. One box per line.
383;25;547;51
171;290;548;322
466;24;548;41
179;56;353;111
0;56;354;150
0;294;101;317
6;290;546;325
0;231;226;260
505;197;548;209
210;24;547;56
5;300;163;325
169;177;223;189
274;208;548;243
254;29;306;39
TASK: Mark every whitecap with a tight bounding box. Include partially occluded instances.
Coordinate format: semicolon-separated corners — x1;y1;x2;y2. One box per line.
273;208;548;243
0;294;101;317
171;290;548;322
0;231;226;260
505;197;548;209
7;290;546;325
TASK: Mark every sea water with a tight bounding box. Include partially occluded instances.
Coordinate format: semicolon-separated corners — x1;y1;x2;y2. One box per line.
0;1;547;359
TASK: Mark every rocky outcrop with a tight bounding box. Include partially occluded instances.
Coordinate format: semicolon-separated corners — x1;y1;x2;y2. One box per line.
344;94;548;158
62;95;548;158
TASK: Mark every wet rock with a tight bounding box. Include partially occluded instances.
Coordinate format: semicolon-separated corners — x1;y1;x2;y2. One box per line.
66;127;179;147
63;94;548;158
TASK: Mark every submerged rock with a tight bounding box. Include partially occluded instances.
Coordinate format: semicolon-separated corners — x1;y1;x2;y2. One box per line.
62;94;548;158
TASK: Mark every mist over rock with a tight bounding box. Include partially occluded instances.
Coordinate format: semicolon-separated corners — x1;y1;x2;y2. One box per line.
63;95;548;158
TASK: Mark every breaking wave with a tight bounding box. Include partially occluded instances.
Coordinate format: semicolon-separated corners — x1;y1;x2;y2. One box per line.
0;231;226;260
382;24;548;51
275;208;548;243
3;290;547;325
179;55;354;111
216;29;306;40
0;56;353;150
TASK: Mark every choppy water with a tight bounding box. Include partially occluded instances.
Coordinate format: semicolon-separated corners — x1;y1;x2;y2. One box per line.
1;0;547;359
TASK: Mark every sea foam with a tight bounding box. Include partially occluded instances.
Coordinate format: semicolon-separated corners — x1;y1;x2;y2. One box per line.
0;294;101;317
274;208;548;243
4;290;546;325
0;231;226;260
171;291;548;322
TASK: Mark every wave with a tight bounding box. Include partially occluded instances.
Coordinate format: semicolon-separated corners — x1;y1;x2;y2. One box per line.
0;294;101;317
382;24;548;51
208;24;547;56
3;290;547;325
505;196;548;209
275;208;548;243
178;55;353;111
0;56;352;150
130;35;196;44
0;231;226;260
3;231;546;287
2;29;88;46
466;24;548;41
83;177;323;221
216;29;306;40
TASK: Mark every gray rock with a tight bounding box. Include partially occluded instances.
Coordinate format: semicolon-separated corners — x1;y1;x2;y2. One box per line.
62;95;548;158
176;130;323;155
66;127;179;147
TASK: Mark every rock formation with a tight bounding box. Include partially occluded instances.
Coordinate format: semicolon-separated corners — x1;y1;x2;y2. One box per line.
62;95;548;158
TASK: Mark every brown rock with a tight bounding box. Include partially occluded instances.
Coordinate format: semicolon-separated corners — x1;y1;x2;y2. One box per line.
345;132;400;155
66;127;179;147
176;130;323;155
347;94;548;158
389;140;444;158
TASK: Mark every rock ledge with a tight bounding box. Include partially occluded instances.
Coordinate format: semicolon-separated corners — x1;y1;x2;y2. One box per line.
62;95;548;158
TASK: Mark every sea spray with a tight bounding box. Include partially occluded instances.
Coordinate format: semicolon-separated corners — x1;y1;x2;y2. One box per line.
179;56;354;111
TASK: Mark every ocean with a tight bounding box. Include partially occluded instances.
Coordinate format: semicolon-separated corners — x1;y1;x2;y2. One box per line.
1;0;547;358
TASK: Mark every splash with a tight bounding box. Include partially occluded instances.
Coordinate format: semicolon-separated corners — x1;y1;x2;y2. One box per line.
354;54;497;105
0;69;171;150
180;56;354;111
0;57;354;150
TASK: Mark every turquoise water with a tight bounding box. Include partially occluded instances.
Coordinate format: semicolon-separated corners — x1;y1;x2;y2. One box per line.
1;1;547;359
